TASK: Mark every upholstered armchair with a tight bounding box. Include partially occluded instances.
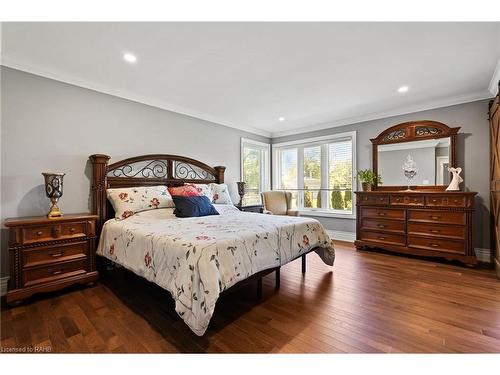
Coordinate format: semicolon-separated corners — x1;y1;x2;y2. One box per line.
260;191;299;216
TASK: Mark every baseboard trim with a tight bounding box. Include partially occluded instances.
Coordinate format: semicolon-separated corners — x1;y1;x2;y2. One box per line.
327;230;356;242
1;277;9;297
474;248;492;263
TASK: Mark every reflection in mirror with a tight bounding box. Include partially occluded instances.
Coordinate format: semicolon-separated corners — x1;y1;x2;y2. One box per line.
378;138;450;186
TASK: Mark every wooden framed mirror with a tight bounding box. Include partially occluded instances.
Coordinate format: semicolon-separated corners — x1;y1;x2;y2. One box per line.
371;120;460;191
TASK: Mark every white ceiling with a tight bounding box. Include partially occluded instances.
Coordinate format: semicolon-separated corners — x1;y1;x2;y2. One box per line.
2;22;500;137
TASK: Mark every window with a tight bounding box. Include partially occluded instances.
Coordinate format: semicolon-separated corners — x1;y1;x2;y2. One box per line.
241;138;270;205
273;131;356;217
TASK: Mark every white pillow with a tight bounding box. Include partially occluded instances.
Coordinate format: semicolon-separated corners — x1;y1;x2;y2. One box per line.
183;183;213;201
107;185;174;220
210;183;233;205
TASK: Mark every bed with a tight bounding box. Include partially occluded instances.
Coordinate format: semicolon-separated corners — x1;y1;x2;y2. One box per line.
89;154;335;336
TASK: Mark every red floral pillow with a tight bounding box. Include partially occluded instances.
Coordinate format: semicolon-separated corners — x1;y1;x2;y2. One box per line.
168;185;201;197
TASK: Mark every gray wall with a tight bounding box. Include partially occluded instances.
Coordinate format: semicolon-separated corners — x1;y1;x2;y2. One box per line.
273;99;491;251
0;67;270;277
379;147;436;186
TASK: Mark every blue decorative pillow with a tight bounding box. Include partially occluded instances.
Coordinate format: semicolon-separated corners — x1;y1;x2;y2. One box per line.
172;195;220;218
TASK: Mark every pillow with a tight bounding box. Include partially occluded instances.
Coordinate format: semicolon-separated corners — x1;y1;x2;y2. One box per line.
168;185;201;197
172;195;219;218
107;186;173;220
184;183;213;201
210;183;233;204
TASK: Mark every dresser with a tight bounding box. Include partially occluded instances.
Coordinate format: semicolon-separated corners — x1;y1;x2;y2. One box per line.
5;213;99;304
355;120;479;266
355;191;477;266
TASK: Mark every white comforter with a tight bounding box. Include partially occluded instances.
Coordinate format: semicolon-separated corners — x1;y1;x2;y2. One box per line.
96;205;335;335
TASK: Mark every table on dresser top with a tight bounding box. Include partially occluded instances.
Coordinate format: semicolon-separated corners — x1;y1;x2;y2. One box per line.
4;213;99;304
354;190;477;266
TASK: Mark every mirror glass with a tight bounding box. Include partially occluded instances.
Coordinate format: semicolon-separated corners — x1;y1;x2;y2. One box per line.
378;137;450;186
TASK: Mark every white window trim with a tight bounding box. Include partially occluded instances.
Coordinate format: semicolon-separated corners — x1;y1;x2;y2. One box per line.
272;131;357;219
240;138;271;200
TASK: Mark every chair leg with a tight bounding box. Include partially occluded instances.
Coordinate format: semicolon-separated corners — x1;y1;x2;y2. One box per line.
302;253;306;274
257;277;263;299
275;267;281;289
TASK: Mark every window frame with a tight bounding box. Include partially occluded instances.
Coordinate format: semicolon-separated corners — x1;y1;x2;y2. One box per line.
240;138;271;205
272;131;357;219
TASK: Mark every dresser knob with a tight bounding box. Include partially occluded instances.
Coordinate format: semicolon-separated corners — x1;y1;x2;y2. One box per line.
378;236;386;240
414;199;418;202
432;199;437;203
378;224;386;228
36;231;43;236
430;243;440;247
70;228;75;233
430;216;440;220
49;251;65;258
378;212;386;216
430;229;440;233
48;268;63;275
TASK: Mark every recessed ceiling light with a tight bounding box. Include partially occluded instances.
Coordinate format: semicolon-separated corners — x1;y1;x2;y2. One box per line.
123;53;137;64
278;117;285;122
398;85;409;93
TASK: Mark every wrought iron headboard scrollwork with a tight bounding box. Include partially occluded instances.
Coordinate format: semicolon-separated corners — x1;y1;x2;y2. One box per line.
89;154;225;232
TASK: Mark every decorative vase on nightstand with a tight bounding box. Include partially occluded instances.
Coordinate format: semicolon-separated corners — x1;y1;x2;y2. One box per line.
42;172;65;218
236;181;246;205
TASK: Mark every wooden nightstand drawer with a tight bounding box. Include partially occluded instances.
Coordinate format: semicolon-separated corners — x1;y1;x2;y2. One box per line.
23;224;63;244
19;221;89;245
60;221;88;237
22;241;88;268
22;259;88;287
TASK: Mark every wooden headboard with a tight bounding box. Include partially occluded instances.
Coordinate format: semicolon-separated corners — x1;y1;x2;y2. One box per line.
89;154;226;233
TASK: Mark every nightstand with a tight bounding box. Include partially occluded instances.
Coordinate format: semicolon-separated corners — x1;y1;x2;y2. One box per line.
4;213;99;304
234;204;264;213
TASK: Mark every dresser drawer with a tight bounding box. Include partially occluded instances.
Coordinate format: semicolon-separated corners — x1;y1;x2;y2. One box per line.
407;210;466;225
22;259;88;287
361;218;405;234
360;231;406;246
426;195;466;207
361;207;405;220
359;194;390;206
390;195;425;206
408;236;465;255
19;221;90;244
22;241;88;268
407;222;465;240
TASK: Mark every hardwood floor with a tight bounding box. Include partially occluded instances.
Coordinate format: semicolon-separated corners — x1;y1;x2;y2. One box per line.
2;241;500;353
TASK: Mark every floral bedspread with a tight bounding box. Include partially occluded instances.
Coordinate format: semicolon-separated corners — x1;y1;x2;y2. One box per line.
96;206;335;336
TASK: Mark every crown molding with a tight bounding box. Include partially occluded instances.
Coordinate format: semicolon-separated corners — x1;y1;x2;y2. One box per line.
271;91;493;138
488;57;500;96
2;56;495;140
1;56;272;138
